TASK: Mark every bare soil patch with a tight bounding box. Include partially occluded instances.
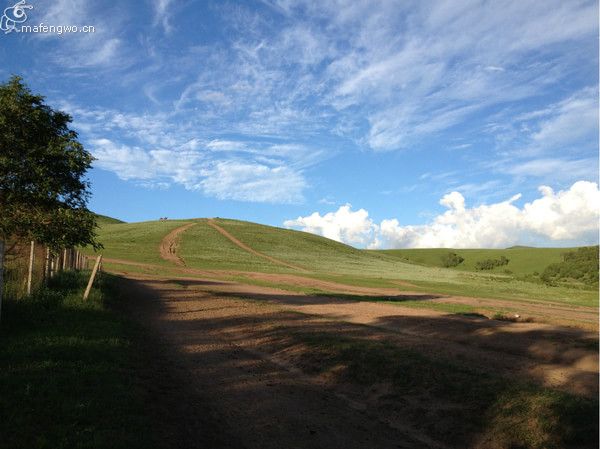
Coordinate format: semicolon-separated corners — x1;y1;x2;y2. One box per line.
159;223;197;266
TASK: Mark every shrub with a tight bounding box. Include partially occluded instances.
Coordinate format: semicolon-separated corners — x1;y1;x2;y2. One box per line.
541;246;599;286
440;252;465;268
475;256;510;270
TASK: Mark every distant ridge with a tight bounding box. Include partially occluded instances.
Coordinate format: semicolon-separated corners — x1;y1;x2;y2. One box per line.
95;214;125;225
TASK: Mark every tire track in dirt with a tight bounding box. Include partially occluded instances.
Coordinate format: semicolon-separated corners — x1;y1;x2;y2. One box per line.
159;222;197;266
207;219;308;272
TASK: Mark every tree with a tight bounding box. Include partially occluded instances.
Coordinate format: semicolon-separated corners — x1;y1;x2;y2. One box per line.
440;251;464;268
0;76;100;318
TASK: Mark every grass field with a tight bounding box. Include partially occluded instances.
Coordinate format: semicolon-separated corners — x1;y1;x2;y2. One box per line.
91;217;598;310
180;218;457;283
85;219;192;265
95;214;125;226
179;219;286;272
0;271;157;449
185;219;598;307
376;247;572;275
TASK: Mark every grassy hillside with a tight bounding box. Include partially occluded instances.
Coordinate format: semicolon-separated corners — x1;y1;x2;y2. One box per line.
376;247;572;275
89;217;598;307
86;219;192;265
95;214;125;226
202;219;462;282
179;219;287;272
188;220;597;305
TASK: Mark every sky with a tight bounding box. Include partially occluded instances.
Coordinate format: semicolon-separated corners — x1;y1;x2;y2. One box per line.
1;0;599;248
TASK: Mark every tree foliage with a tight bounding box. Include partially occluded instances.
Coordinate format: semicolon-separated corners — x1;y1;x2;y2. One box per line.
0;76;100;250
475;255;509;271
541;246;599;286
440;251;464;268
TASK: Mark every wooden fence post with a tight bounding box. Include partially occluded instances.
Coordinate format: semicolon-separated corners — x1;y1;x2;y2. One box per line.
0;239;4;323
83;255;102;301
27;241;35;296
44;247;50;283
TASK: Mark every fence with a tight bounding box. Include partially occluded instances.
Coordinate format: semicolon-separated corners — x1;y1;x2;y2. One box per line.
2;239;90;301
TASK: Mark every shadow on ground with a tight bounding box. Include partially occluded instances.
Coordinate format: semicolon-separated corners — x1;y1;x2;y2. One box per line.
116;275;599;449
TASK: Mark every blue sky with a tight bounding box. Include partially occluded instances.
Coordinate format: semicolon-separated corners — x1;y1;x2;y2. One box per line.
2;0;599;248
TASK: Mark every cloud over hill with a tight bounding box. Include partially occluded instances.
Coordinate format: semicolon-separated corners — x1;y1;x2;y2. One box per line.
285;181;600;248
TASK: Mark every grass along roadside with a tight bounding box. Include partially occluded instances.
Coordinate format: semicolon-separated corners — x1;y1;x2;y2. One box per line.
0;270;201;449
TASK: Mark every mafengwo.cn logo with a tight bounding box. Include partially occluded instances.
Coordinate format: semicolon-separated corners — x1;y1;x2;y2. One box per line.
1;0;96;35
0;0;32;33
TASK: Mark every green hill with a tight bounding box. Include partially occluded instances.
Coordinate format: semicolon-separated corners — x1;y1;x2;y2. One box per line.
94;214;126;226
87;217;598;307
180;219;458;282
375;247;574;276
88;219;192;265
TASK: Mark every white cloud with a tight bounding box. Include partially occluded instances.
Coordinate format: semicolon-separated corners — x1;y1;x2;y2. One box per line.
312;0;599;151
522;182;600;240
67;99;323;205
90;138;155;180
35;0;129;69
38;1;598;212
285;181;600;248
505;158;598;181
200;161;306;203
284;204;377;247
206;140;248;152
82;38;122;67
153;0;176;33
90;138;203;184
515;87;599;155
90;138;307;203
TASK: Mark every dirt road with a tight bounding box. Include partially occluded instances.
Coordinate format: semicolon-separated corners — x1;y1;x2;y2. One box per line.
120;271;598;397
114;272;598;448
159;223;197;266
120;274;443;449
207;219;308;271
